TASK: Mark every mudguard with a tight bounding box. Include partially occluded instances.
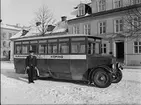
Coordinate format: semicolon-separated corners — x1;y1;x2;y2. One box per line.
88;65;112;81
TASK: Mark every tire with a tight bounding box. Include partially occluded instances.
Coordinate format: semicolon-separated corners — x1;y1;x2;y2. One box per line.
112;70;122;83
92;68;112;88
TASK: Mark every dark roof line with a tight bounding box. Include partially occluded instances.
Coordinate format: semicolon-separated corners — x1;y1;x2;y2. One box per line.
68;4;141;22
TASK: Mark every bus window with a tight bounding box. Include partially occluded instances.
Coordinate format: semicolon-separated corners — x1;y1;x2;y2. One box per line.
71;42;85;54
59;43;69;54
39;44;47;54
88;42;100;54
22;44;28;54
15;45;22;54
48;43;57;54
88;42;95;54
30;45;38;53
95;43;100;54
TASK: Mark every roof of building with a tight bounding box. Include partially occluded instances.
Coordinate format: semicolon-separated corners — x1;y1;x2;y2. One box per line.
10;20;68;40
1;23;21;31
68;4;141;22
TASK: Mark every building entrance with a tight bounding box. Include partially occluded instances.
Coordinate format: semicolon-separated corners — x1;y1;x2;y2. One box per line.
116;42;124;62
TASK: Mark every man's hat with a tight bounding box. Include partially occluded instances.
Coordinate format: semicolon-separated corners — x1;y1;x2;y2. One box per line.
29;50;34;53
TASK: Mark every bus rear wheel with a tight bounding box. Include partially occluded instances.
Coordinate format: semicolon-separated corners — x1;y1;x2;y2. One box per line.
92;68;112;88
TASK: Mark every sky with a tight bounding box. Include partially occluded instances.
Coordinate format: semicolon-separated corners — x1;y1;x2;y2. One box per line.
1;0;91;26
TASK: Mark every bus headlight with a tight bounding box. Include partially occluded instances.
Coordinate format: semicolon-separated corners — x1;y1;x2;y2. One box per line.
112;64;115;69
116;63;123;70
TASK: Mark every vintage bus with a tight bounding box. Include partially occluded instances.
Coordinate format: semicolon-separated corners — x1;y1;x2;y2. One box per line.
12;34;123;88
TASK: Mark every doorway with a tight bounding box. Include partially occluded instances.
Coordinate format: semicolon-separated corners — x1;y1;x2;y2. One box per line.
116;42;124;62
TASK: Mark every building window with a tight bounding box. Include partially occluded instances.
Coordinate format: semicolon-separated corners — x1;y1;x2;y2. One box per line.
3;50;7;56
99;21;106;34
99;0;106;12
134;41;141;53
114;0;123;8
3;41;6;47
130;0;141;5
84;24;91;35
114;19;123;33
101;43;107;54
72;25;80;34
78;4;85;16
9;33;12;39
2;32;6;39
132;17;141;30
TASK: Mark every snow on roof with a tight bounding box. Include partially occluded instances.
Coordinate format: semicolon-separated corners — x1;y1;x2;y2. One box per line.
1;23;21;31
11;20;68;40
10;30;23;39
50;21;68;34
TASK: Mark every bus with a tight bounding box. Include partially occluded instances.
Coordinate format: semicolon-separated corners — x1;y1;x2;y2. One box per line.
12;34;123;88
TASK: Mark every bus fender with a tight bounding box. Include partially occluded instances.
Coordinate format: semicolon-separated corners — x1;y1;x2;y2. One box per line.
87;65;112;82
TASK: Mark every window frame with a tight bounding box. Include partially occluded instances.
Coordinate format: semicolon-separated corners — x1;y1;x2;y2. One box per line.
133;41;141;54
84;24;91;35
22;41;30;54
114;0;123;8
101;43;107;54
99;0;106;12
114;18;123;33
58;38;70;54
87;37;101;55
14;41;22;54
71;37;86;54
72;25;80;34
99;21;106;34
38;40;47;54
47;38;58;54
29;40;38;54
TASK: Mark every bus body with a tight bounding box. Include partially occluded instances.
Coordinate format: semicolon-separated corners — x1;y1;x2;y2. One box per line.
13;34;123;88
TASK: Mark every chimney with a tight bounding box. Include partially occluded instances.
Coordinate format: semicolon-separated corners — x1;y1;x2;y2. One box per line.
61;16;67;21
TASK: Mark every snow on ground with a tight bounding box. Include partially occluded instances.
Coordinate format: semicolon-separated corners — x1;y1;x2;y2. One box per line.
1;61;141;104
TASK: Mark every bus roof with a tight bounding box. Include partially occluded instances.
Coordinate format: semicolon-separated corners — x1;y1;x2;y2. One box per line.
13;34;102;41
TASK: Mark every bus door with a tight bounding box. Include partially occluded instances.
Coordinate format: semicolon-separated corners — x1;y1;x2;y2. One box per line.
70;37;87;80
87;37;101;68
47;38;71;79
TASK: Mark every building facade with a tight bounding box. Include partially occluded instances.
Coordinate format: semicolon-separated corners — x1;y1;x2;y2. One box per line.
1;23;21;60
68;0;141;66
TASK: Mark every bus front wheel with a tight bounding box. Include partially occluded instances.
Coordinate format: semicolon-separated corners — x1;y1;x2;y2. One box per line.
92;68;112;88
112;70;122;83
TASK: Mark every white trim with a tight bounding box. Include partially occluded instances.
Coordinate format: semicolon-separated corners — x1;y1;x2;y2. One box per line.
14;54;87;60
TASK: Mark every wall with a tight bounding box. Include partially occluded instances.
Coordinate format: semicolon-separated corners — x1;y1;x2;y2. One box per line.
125;38;141;66
1;28;20;60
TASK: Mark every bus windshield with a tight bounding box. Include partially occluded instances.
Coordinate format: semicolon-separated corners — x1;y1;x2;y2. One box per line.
88;37;101;54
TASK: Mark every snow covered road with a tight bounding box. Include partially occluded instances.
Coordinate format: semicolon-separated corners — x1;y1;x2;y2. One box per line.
1;61;141;104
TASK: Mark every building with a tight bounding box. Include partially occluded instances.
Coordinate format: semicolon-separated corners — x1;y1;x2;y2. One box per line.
10;16;68;61
68;0;141;66
1;23;21;60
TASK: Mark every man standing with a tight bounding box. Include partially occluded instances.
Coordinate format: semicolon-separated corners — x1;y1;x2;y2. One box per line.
25;50;37;83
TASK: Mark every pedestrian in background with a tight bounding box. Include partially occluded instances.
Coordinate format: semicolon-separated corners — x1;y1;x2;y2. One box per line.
25;50;37;84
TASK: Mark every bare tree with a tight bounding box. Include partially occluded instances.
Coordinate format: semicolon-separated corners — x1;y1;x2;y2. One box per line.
34;5;56;35
123;5;141;39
